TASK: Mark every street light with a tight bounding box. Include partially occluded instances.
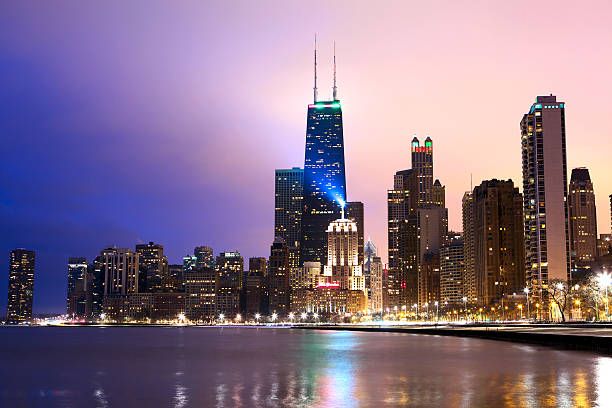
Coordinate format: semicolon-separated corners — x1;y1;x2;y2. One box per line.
523;287;530;321
236;314;241;322
518;304;523;319
313;313;319;322
597;272;612;321
255;313;261;324
219;313;225;322
301;312;308;321
424;302;429;320
288;312;295;322
434;301;439;321
575;299;581;321
462;297;468;321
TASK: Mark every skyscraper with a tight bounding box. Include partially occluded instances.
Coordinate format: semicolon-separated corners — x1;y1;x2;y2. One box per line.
268;237;290;315
66;257;88;317
364;237;377;302
323;210;365;296
433;179;445;207
7;249;35;323
301;42;347;265
411;136;434;206
274;167;303;250
568;168;598;262
461;192;476;302
440;235;464;306
387;169;419;309
463;179;525;305
369;256;384;313
346;201;364;265
521;95;571;288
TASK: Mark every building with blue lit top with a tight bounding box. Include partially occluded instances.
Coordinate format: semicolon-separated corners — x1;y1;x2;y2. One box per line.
301;100;347;265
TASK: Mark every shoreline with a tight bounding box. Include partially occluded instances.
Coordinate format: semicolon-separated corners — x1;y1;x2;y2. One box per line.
295;324;612;355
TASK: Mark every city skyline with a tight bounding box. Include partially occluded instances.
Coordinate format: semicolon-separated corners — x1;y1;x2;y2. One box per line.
2;2;612;313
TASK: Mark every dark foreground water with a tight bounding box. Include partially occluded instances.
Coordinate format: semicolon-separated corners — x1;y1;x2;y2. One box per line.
0;327;610;407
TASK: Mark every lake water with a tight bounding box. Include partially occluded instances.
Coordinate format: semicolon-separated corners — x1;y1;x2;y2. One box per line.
0;326;610;407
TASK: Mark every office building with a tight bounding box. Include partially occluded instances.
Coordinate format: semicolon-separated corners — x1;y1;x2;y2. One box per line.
7;249;35;323
136;242;167;293
100;247;140;295
275;167;303;256
185;267;216;322
215;252;244;290
194;246;214;269
411;136;434;206
521;95;571;288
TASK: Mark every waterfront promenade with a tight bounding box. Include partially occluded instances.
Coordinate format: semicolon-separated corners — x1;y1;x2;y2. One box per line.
296;323;612;354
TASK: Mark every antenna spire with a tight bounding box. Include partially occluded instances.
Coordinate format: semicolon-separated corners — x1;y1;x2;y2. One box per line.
313;34;318;103
333;40;338;101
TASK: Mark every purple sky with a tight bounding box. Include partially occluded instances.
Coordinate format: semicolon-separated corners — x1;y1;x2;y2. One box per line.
1;1;611;314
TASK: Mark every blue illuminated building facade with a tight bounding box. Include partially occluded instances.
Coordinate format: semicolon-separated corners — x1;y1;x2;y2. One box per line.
301;101;347;265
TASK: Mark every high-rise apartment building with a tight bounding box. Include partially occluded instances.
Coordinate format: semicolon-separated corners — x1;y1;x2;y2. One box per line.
369;256;384;313
66;257;88;316
521;95;570;287
268;238;291;315
100;247;140;295
461;192;476;302
275;167;303;253
568;168;598;262
463;180;525;305
301;44;347;266
7;249;35;323
440;236;464;305
417;207;447;307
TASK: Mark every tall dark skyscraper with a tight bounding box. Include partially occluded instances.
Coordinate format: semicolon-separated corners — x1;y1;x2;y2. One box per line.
346;201;364;265
194;246;214;269
301;41;347;265
268;237;290;315
274;167;303;264
411;136;434;206
521;95;570;289
7;249;35;323
66;257;88;316
568;168;598;263
135;241;167;293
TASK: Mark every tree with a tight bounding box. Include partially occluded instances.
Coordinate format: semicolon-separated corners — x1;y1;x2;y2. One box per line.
545;279;570;322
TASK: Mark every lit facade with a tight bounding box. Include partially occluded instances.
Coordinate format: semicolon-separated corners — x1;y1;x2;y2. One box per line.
369;256;384;313
521;95;571;286
136;242;167;293
302;101;347;265
7;249;35;323
101;247;140;295
185;267;216;322
275;167;303;263
268;238;290;315
323;215;365;296
194;246;214;269
440;236;464;305
346;201;364;265
411;137;434;206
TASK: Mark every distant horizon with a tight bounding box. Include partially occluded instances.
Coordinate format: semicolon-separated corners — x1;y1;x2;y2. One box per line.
2;1;612;314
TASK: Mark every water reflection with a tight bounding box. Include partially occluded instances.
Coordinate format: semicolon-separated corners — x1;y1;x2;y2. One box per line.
0;327;611;407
